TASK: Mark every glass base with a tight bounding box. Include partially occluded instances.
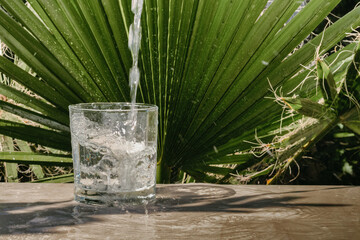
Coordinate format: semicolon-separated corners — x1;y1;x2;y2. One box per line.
74;186;156;206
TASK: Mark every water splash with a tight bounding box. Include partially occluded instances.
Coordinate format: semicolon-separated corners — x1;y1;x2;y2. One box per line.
128;0;144;132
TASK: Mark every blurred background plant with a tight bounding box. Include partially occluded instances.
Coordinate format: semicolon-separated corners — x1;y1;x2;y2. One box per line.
0;0;359;184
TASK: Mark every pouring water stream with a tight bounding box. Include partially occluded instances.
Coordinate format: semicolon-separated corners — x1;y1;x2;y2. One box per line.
128;0;144;134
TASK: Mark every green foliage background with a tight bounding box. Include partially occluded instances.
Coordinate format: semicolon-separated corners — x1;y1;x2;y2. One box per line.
0;0;359;184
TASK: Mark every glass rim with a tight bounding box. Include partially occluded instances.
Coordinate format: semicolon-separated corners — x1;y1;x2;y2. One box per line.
68;102;158;112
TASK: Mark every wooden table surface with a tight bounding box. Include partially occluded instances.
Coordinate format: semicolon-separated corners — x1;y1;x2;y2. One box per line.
0;183;359;239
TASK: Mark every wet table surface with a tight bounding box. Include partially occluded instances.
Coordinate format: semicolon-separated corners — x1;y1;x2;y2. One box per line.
0;183;359;240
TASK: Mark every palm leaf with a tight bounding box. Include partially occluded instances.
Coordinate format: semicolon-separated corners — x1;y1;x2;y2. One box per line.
31;173;74;183
15;139;45;179
0;120;71;151
0;151;72;166
1;136;18;182
0;0;359;183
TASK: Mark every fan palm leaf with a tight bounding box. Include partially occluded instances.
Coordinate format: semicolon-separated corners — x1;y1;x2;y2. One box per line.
0;0;359;183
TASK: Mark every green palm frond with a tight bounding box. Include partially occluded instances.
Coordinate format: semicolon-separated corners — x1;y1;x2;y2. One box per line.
0;0;359;183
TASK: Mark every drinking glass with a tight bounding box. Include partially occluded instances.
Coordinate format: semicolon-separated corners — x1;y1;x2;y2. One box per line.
69;102;158;205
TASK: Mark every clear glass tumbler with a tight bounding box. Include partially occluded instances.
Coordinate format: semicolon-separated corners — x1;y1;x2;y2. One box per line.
69;103;158;205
